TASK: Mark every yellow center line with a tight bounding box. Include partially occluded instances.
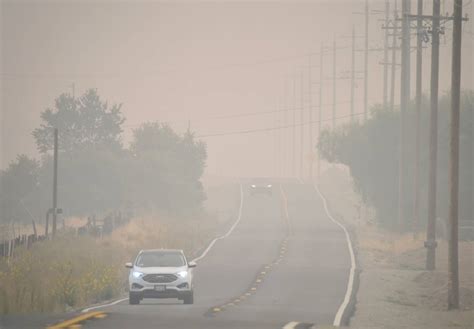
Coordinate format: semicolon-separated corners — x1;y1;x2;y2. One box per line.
47;311;106;329
206;184;292;317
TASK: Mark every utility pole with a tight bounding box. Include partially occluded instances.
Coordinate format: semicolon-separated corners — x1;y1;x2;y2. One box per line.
332;38;337;130
273;104;277;177
317;44;324;179
390;0;399;111
52;128;59;238
275;103;281;177
364;0;369;121
351;26;356;121
300;69;304;180
282;93;287;177
398;0;411;230
413;0;423;235
426;0;441;271
281;99;285;177
308;54;313;180
448;0;464;310
383;0;390;109
285;81;291;178
69;82;75;99
292;75;297;178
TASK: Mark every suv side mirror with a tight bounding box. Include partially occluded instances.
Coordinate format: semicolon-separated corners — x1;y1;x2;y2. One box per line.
125;262;133;269
188;261;197;268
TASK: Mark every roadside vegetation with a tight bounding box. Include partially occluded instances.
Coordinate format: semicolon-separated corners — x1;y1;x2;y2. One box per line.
0;88;229;314
318;91;473;326
319;167;473;329
0;88;207;227
318;91;473;229
0;206;238;314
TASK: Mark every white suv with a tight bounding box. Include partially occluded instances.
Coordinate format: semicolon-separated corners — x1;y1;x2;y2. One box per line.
125;249;196;305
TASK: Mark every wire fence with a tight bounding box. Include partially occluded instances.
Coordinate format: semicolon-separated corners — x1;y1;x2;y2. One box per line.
0;211;131;258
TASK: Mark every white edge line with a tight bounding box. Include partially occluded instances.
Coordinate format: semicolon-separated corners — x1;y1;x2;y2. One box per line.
82;298;128;313
279;184;289;219
313;183;356;327
82;183;245;313
282;321;300;329
191;183;244;263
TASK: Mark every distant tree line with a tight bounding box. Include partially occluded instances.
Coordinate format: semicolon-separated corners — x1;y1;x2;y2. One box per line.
318;90;473;229
0;89;207;225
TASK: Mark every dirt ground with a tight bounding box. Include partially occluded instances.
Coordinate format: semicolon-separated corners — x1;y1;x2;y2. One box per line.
318;165;474;329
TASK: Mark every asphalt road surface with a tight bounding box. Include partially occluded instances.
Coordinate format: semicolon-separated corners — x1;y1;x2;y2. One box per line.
43;182;351;329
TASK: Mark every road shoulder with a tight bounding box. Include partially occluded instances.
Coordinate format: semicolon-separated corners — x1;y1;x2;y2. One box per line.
318;166;474;329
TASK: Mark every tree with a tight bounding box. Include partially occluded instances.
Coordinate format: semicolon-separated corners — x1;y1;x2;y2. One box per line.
129;122;207;213
37;148;129;217
4;91;208;223
318;91;473;229
33;89;125;154
0;155;41;223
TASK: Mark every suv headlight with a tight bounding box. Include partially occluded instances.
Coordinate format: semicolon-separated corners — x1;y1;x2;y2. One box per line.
177;270;188;278
267;184;272;188
251;184;256;188
132;271;144;279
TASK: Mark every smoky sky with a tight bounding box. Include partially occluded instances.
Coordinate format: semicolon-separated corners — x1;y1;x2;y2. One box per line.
1;0;473;177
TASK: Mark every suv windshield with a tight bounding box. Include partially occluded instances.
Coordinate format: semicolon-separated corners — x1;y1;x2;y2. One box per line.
136;252;186;267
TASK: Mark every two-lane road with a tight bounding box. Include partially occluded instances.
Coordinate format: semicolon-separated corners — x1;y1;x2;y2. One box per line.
63;182;352;329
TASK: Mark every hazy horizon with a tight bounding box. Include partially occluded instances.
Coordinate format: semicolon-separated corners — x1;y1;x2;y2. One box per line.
1;0;473;177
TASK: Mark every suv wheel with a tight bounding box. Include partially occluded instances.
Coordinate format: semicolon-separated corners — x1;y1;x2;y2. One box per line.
129;292;140;305
183;291;194;304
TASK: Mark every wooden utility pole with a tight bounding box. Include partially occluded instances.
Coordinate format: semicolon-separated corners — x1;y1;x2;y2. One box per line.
398;0;411;230
308;54;313;180
273;106;277;176
351;26;356;121
364;0;369;121
383;0;390;109
317;44;324;179
276;102;282;177
283;89;288;177
413;0;423;235
426;0;441;271
282;97;287;177
52;128;59;238
448;0;463;310
390;0;399;111
292;75;297;178
332;39;337;130
45;210;50;237
300;69;304;180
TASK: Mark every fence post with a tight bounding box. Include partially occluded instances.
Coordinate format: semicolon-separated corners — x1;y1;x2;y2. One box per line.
9;239;13;258
32;220;37;238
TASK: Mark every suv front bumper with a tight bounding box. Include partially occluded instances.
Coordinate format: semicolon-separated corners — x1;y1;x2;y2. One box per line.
130;289;193;299
129;275;192;299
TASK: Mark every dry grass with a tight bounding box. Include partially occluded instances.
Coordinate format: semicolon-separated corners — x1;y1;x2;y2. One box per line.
0;213;224;314
107;214;221;259
0;235;123;314
358;228;426;257
0;182;239;315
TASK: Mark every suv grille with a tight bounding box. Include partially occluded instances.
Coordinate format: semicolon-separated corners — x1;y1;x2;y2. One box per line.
142;274;178;283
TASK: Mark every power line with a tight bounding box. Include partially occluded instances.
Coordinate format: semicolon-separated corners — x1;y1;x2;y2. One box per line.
121;100;364;128
0;52;326;80
1;46;353;81
196;111;365;139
